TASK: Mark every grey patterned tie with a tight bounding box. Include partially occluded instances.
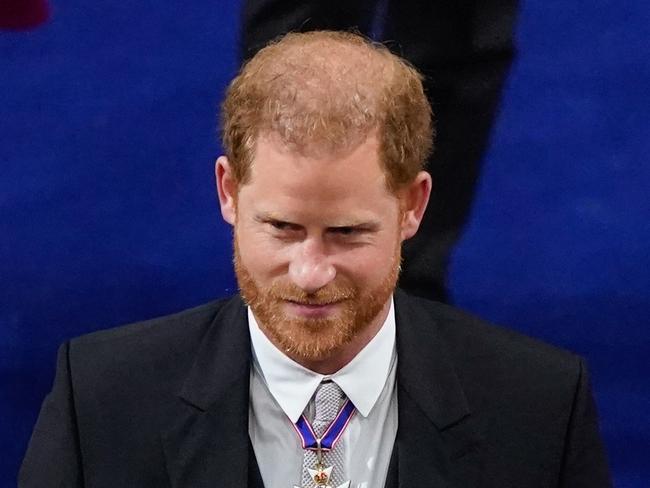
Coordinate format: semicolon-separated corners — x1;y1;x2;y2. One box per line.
300;381;348;488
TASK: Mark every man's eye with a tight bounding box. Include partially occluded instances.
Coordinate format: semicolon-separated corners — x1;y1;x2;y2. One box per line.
269;221;298;232
331;226;357;236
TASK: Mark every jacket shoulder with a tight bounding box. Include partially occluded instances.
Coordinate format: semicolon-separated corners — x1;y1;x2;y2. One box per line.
394;293;611;486
71;296;238;349
64;295;245;396
410;294;577;361
396;291;583;391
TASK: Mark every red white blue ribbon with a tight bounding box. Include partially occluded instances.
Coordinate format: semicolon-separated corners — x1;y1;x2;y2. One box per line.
292;399;356;451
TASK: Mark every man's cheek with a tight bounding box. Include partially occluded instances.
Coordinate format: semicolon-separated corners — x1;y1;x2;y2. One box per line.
243;250;286;278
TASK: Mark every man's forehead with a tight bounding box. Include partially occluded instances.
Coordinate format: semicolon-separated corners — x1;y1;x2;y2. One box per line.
237;133;394;206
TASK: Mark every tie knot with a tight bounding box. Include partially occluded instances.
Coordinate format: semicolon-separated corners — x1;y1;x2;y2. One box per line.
313;381;345;425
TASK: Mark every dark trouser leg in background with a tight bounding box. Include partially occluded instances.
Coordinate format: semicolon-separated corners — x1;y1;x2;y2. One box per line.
242;0;377;59
386;0;519;301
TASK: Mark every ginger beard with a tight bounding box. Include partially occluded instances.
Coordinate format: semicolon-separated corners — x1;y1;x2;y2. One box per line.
234;232;402;362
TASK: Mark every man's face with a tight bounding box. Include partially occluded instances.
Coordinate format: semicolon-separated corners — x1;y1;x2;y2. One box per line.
217;134;427;364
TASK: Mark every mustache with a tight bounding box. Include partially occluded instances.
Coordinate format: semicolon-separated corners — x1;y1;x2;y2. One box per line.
270;282;356;305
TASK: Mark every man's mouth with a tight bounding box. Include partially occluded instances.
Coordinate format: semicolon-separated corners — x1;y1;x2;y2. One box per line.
283;299;345;318
286;299;341;306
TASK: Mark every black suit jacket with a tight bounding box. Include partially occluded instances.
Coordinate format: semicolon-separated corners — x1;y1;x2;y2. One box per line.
20;291;611;487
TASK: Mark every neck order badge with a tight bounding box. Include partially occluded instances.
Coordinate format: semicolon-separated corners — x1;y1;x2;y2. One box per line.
291;398;356;488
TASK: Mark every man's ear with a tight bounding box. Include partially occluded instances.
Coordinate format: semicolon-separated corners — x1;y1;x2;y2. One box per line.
399;171;432;241
215;156;238;225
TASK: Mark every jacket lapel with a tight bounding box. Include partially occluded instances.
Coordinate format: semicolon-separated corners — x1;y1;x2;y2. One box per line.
161;297;256;488
393;290;484;488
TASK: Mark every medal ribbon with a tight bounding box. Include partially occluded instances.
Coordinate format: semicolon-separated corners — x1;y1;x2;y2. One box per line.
292;399;356;451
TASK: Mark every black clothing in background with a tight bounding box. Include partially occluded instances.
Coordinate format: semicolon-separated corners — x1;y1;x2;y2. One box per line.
242;0;519;302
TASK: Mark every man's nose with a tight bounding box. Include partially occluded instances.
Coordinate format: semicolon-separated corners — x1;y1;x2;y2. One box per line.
288;241;336;293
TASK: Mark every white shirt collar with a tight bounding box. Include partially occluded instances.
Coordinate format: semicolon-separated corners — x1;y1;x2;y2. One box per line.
248;297;396;422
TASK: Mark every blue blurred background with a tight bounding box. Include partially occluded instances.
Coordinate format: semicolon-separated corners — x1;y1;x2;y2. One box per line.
1;0;648;486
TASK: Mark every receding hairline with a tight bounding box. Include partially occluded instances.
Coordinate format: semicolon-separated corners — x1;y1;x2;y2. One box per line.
242;32;397;142
220;30;433;191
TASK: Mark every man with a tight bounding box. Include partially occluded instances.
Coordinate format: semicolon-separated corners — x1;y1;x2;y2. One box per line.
20;31;611;487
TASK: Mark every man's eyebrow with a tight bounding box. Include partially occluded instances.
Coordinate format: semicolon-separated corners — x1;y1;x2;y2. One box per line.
254;212;292;224
254;213;381;230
